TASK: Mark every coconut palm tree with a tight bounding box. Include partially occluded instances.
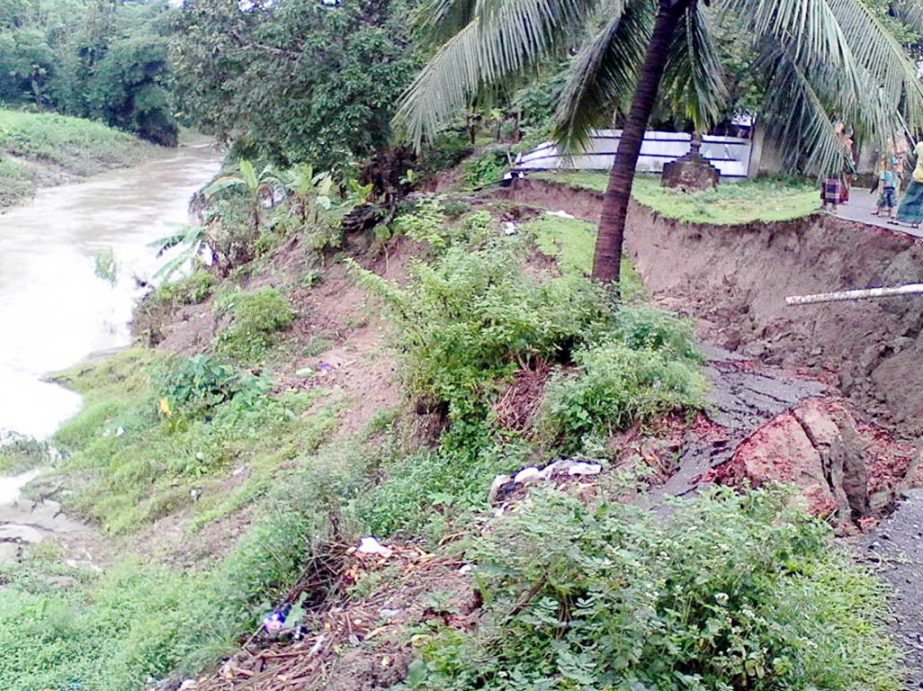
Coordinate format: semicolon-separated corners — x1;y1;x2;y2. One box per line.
395;0;923;291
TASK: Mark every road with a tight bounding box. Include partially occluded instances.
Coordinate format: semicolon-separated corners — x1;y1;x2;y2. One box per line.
832;185;923;239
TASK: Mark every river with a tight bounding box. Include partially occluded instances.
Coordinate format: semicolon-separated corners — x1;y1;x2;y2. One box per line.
0;142;222;441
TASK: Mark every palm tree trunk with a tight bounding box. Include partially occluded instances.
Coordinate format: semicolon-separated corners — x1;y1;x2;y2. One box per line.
592;0;692;291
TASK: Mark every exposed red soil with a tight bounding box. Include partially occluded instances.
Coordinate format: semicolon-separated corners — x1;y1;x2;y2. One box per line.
498;179;923;438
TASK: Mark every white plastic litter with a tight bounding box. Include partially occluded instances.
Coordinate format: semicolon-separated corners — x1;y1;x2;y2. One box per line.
357;536;393;558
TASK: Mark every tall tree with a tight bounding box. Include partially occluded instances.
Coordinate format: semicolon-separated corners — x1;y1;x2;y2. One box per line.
396;0;923;291
171;0;419;170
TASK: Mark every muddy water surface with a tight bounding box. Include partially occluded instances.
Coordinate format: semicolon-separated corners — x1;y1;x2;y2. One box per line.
0;143;221;439
0;142;221;555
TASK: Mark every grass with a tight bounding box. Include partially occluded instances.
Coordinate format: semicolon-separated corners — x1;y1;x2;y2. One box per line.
523;212;646;302
49;349;340;535
531;170;821;225
0;108;151;208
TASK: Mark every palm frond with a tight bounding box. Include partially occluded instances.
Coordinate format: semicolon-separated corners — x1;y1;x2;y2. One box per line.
661;4;727;132
825;0;923;130
552;0;652;151
723;0;854;69
755;41;861;177
415;0;479;46
394;0;597;148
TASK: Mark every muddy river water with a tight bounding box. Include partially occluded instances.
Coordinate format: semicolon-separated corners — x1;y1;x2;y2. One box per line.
0;142;221;540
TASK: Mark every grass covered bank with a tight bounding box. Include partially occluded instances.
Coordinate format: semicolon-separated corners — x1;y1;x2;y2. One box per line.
532;171;821;225
0;109;153;208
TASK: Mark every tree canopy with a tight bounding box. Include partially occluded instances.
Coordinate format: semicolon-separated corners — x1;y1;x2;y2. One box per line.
171;0;420;171
0;0;178;145
397;0;923;177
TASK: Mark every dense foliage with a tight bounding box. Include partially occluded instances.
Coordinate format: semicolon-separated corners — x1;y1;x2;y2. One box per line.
405;487;903;690
0;0;178;145
171;0;419;170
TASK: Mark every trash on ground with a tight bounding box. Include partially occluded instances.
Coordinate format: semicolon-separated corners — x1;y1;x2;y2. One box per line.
356;536;393;558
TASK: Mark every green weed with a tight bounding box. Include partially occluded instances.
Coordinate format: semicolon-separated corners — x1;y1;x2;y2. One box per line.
350;238;611;420
543;339;706;452
402;486;903;690
215;286;295;362
153;270;216;307
51;350;328;534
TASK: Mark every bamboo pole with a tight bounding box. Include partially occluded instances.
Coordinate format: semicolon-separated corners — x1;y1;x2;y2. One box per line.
786;283;923;306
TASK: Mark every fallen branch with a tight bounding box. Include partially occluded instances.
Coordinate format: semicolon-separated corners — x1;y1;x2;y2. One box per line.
786;283;923;306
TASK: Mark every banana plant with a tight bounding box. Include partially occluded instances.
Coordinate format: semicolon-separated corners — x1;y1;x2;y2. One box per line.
273;163;336;224
149;223;215;281
204;159;276;232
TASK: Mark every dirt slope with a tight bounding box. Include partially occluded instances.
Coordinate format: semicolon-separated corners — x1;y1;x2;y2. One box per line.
499;179;923;438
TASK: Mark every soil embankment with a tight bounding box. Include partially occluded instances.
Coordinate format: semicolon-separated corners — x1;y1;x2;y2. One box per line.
500;179;923;439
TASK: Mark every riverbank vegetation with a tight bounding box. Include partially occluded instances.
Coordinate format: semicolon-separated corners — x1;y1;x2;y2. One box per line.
2;0;919;688
0;157;905;688
0;108;152;207
0;0;177;145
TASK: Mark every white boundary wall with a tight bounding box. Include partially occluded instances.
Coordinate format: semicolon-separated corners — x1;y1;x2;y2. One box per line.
512;129;753;179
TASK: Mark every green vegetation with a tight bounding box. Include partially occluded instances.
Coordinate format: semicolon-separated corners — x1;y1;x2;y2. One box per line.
0;177;903;689
1;0;913;687
215;287;296;362
0;433;51;474
1;0;178;145
151;270;216;308
0;441;362;691
523;212;646;300
0;108;150;207
351;236;612;421
405;487;902;690
172;0;418;171
548;332;705;453
532;171;822;224
51;350;334;534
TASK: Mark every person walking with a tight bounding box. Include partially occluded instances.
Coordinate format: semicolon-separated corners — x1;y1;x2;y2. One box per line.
895;140;923;228
872;156;899;219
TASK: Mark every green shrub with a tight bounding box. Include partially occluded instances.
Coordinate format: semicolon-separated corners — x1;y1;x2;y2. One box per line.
51;351;325;532
150;270;216;309
463;146;510;188
215;287;295;361
355;424;530;542
157;354;262;418
613;304;701;362
0;433;53;474
544;339;705;451
350;240;611;419
394;197;452;250
402;487;903;690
